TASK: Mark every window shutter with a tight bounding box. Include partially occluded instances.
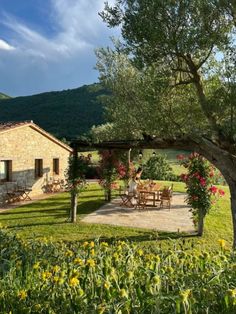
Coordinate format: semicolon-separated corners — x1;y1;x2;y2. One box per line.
8;160;12;181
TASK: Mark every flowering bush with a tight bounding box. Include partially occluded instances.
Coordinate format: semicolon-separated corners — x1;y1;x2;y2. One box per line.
0;229;235;314
178;153;225;235
98;150;121;201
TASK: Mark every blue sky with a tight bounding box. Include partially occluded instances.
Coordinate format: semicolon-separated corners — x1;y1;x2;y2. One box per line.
0;0;118;96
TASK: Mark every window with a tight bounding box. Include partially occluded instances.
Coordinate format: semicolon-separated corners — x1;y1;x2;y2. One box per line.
0;160;12;182
53;158;59;175
35;159;43;178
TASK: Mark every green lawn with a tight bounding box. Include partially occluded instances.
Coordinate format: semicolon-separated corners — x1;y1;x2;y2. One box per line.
83;149;187;176
0;182;232;250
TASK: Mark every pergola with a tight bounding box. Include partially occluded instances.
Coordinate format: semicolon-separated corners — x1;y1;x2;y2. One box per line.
68;137;194;223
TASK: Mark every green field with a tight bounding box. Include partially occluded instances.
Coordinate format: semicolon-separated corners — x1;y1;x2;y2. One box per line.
82;149;188;176
0;182;231;250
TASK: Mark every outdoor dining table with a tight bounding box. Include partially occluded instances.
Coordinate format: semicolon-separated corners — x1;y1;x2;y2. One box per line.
137;184;162;207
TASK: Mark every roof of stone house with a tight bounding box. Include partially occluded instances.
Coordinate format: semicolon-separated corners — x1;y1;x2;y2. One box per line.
0;120;73;152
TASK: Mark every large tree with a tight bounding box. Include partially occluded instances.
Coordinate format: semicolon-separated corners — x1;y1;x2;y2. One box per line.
95;0;236;246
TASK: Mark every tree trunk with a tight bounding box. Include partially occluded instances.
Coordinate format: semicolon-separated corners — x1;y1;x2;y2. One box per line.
107;188;111;202
71;192;78;223
227;179;236;248
198;210;204;236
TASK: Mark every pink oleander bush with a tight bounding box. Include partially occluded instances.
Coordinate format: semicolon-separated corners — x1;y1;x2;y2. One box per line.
177;153;225;234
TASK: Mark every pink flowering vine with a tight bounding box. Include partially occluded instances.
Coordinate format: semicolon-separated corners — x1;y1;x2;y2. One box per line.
179;153;225;236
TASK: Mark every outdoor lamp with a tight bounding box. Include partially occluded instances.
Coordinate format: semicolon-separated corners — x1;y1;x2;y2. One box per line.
152;151;156;157
139;151;143;159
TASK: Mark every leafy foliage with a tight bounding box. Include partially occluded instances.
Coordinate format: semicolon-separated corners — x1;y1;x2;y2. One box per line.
179;153;225;232
0;229;235;313
142;154;177;181
0;84;106;139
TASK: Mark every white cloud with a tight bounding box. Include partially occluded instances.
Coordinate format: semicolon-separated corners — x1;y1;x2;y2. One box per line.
0;38;14;50
0;0;119;96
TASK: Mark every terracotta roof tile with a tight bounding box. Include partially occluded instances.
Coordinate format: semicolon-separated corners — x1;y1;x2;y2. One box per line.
0;120;33;132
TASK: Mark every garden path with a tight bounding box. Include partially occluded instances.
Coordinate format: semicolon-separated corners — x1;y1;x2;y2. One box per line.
82;192;195;233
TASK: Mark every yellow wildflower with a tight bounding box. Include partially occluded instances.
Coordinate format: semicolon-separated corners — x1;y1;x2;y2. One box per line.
42;271;52;281
53;265;60;273
101;242;108;247
113;252;119;261
69;277;79;287
104;281;110;290
65;250;74;257
33;262;40;270
137;249;144;256
18;290;27;300
152;275;161;285
228;289;236;298
87;259;96;268
218;239;226;249
154;255;161;263
74;257;83;265
120;288;128;299
83;241;89;248
91;249;95;256
180;289;191;302
53;276;60;283
90;241;95;248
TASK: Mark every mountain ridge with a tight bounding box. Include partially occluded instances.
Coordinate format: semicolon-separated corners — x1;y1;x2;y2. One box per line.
0;83;106;139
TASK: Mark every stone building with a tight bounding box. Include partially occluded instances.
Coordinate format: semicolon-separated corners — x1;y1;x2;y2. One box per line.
0;121;73;203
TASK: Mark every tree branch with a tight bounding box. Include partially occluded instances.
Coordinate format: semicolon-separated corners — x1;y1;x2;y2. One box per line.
172;78;195;87
196;45;214;70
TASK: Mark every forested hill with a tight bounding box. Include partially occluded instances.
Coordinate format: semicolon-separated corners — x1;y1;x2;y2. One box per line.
0;84;106;139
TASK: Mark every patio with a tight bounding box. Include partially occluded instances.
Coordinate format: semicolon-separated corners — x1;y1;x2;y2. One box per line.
82;192;195;233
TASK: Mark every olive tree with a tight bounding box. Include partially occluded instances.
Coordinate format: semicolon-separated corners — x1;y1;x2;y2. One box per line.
96;0;236;246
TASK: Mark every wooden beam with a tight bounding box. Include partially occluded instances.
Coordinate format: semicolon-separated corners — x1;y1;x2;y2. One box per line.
72;137;196;151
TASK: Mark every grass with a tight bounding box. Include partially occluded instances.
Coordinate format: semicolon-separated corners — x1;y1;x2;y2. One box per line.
0;182;232;250
83;149;187;176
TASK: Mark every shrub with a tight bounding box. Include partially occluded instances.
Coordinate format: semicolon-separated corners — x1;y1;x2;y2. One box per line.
179;153;225;235
142;154;177;181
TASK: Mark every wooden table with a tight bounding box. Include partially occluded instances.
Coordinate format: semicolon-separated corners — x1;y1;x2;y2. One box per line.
137;188;161;207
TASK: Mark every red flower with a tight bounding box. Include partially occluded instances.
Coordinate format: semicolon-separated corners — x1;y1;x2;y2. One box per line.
209;186;218;194
180;173;188;182
199;177;206;187
218;189;225;196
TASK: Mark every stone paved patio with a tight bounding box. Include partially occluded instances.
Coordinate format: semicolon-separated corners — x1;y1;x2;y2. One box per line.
82;192;195;233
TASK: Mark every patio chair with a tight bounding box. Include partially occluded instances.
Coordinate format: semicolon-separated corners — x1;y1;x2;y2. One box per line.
135;191;149;210
160;185;173;210
5;182;23;203
119;186;134;208
16;181;32;201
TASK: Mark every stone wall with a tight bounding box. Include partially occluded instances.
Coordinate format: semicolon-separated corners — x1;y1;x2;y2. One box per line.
0;125;71;203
